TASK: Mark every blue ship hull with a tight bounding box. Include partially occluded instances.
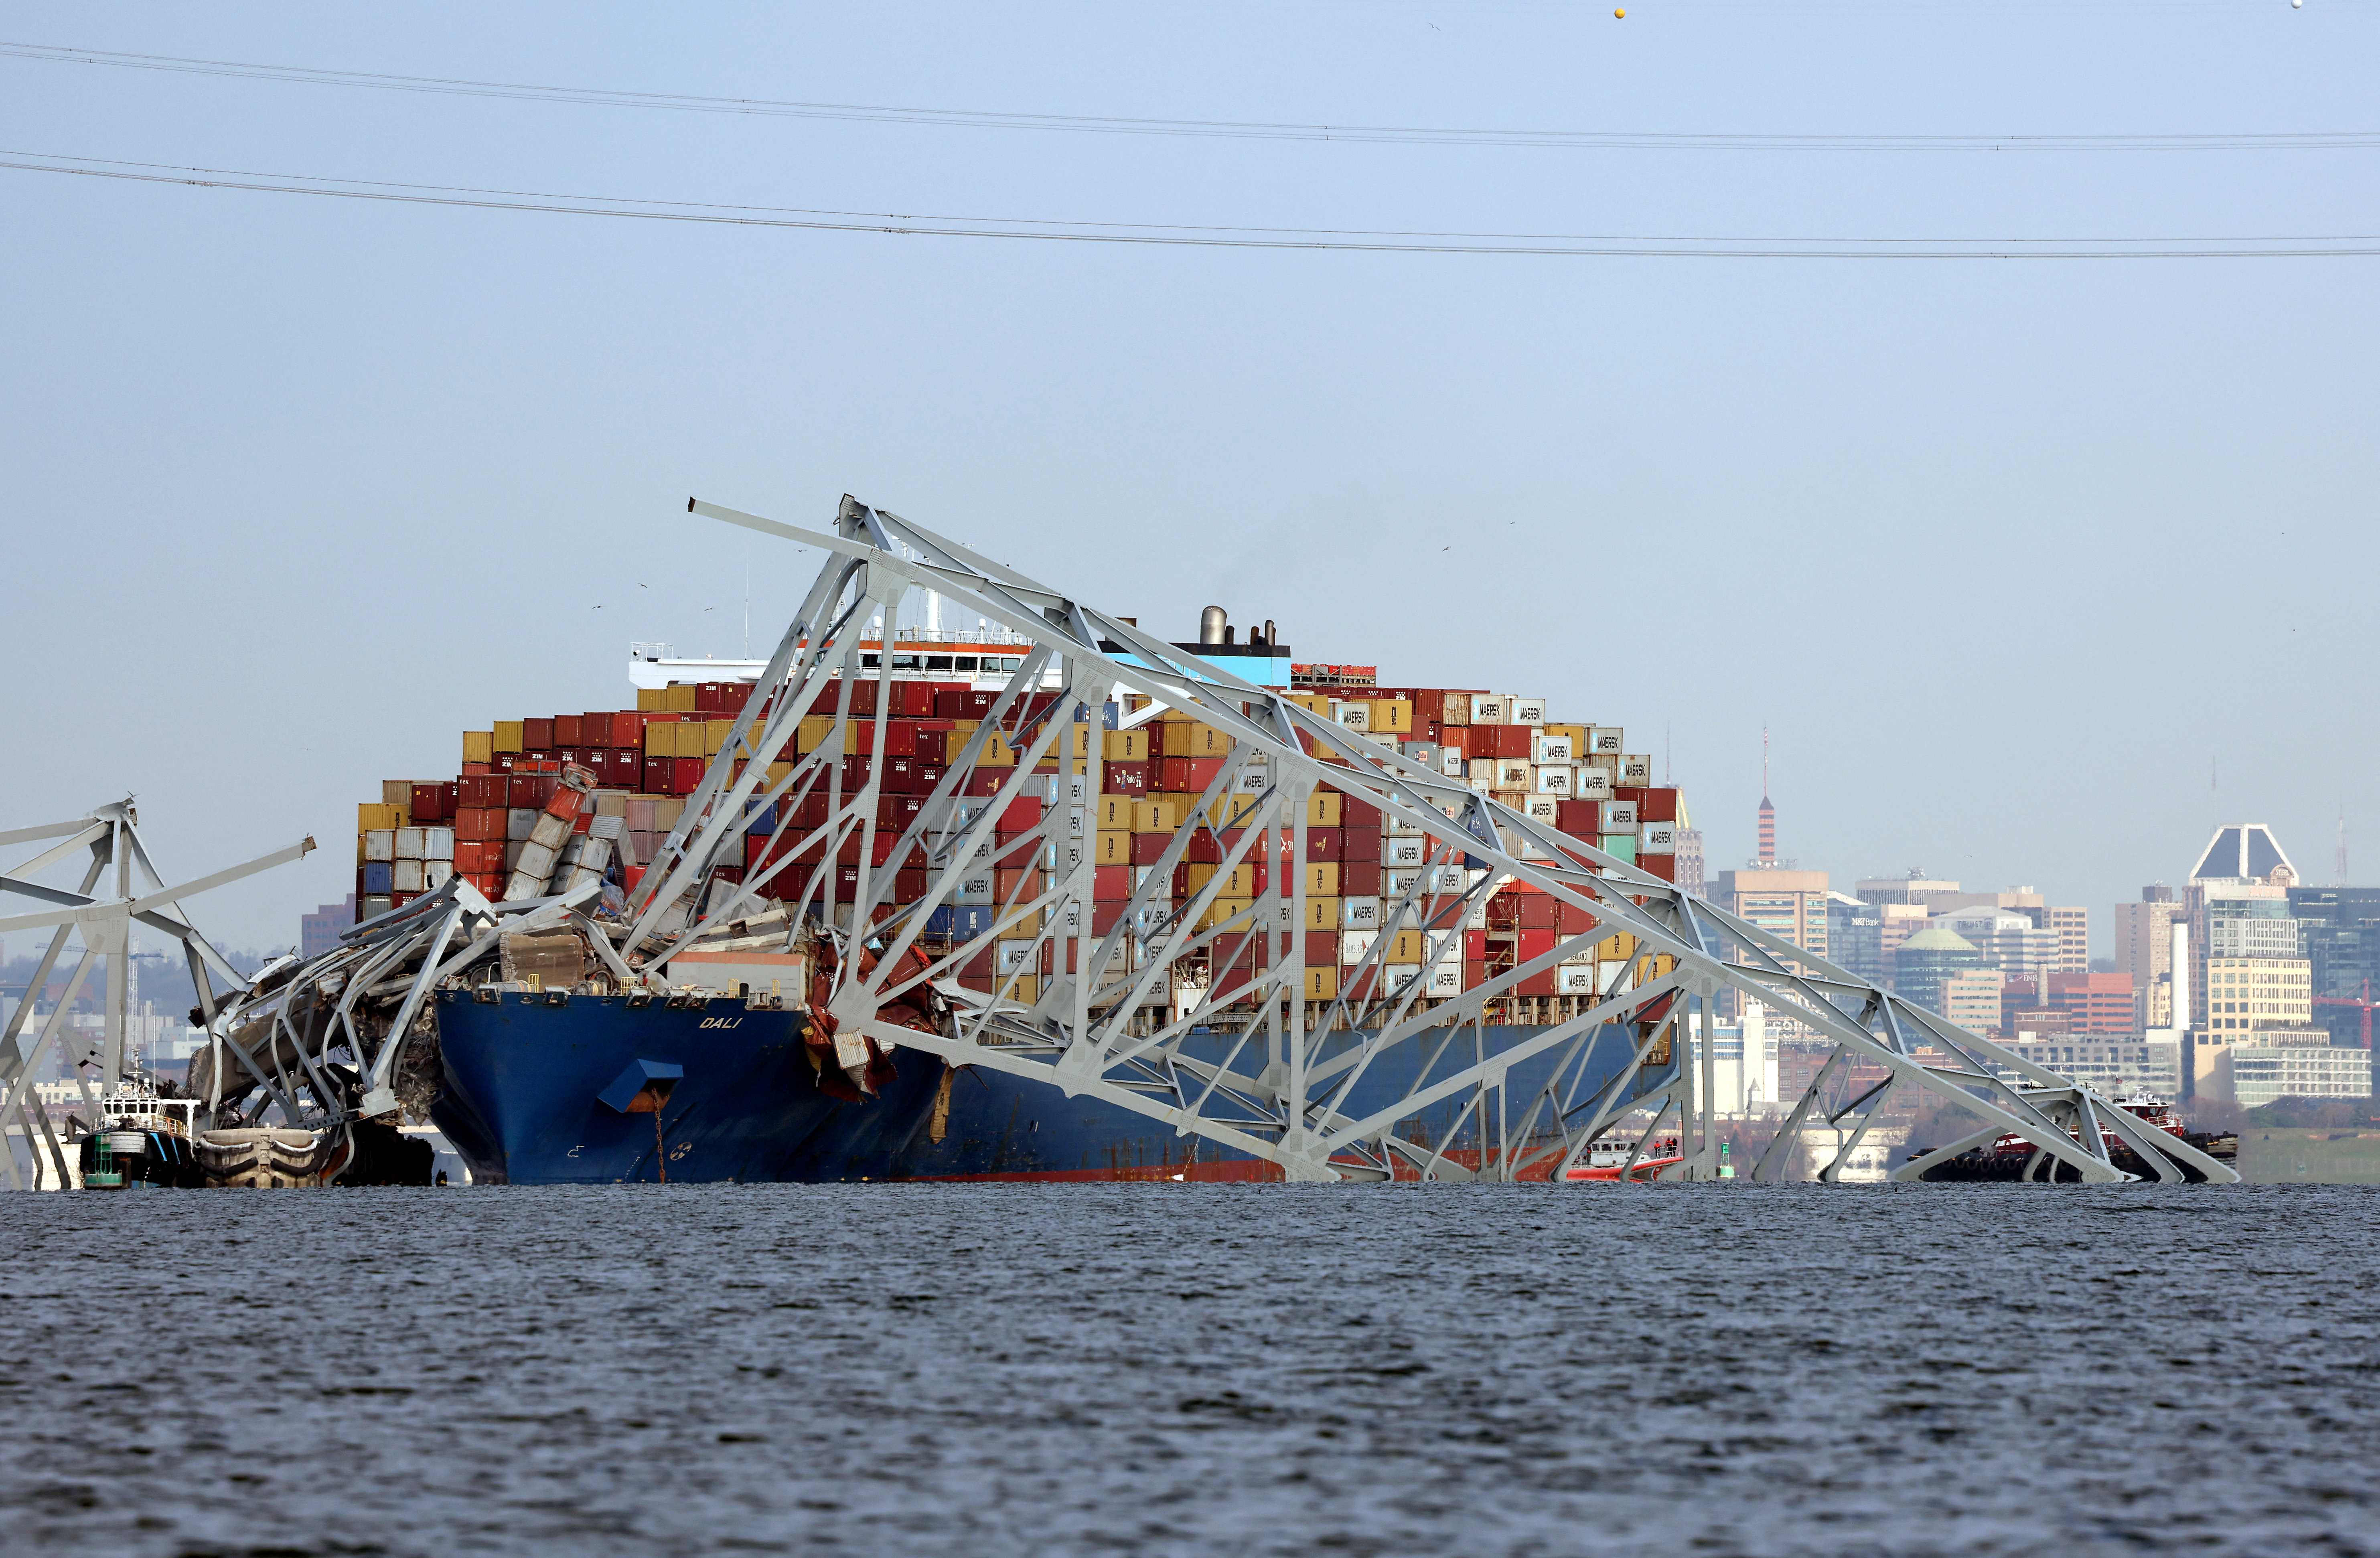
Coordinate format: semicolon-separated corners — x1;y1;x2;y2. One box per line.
431;991;943;1184
891;1022;1678;1181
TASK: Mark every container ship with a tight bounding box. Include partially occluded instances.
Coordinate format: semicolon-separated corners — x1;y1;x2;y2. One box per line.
334;612;1689;1185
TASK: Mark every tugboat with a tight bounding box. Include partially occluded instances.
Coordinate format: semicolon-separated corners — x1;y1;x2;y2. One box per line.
1563;1128;1684;1181
1912;1094;2237;1183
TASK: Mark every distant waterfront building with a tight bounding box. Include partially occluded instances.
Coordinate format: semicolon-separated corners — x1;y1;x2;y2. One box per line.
2114;885;2184;1029
1855;873;1964;912
1673;827;1707;898
2047;906;2090;973
1716;869;1829;962
1893;928;1983;1018
2218;1041;2374;1109
2000;1037;2182;1098
1689;1003;1780;1117
2201;956;2313;1039
1825;892;1886;988
1933;904;2061;982
301;894;358;959
2287;886;2380;1047
1941;969;2002;1034
2046;970;2139;1037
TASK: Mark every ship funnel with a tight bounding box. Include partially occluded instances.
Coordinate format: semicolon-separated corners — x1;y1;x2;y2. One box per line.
1262;618;1277;648
1199;605;1227;645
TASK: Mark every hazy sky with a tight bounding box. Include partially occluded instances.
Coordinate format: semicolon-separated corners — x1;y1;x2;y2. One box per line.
4;1;2374;953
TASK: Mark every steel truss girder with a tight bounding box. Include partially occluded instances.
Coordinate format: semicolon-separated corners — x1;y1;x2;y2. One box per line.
644;495;2234;1186
0;801;313;1189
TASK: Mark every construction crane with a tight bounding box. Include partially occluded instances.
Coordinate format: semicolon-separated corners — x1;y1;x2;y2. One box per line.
2314;977;2377;1049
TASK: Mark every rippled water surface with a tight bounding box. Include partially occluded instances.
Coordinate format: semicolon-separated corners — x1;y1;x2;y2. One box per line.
3;1183;2374;1556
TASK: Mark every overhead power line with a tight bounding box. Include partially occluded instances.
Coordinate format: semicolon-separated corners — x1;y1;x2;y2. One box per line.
5;150;2375;258
4;39;2376;153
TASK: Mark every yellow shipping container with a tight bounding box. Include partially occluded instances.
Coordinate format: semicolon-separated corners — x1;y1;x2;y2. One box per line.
766;761;795;786
1303;966;1340;1002
1595;932;1639;962
1302;895;1340;932
358;802;401;832
995;909;1044;940
1095;794;1132;831
999;975;1042;1005
1196;897;1253;932
462;730;494;764
644;721;676;757
1095;830;1131;867
674;722;708;759
704;719;734;757
1102;729;1149;762
1132;797;1185;833
1544;723;1588;750
493;720;525;754
1287;693;1332;717
979;732;1016;768
796;715;835;754
1368;699;1415;735
1301;862;1340;898
637;688;668;711
1307;790;1343;829
1185;863;1259;898
1387;928;1427;964
664;683;699;712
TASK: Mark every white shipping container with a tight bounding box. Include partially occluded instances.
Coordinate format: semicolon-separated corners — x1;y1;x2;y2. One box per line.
1524;796;1561;825
394;827;426;861
1383;835;1429;869
503;839;527;871
995;941;1035;976
1621;755;1654;787
1334;701;1371;731
1532;733;1574;763
1064;806;1087;839
1386;810;1426;838
1639;821;1679;855
1381;868;1426;897
1533;765;1574;795
1340;896;1382;930
1555;964;1598;996
1575;766;1615;800
1496;759;1532;789
363;829;395;863
1469;693;1508;725
955;871;995;905
393;859;426;893
1468;758;1500;785
1234;768;1270;795
1509;697;1546;726
1380;964;1425;995
1603;800;1639;830
1588;727;1625;756
424;827;455;861
1425;963;1463;998
424;860;454;889
1338;929;1377;966
1425;864;1468;894
506;807;539;841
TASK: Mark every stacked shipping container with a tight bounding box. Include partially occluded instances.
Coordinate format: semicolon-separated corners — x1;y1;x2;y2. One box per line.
349;672;1685;1017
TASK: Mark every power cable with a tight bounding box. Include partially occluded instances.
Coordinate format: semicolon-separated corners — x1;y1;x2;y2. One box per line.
5;150;2374;257
3;39;2375;153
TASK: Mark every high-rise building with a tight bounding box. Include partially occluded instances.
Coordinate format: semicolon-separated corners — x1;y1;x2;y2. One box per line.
2046;970;2138;1037
2047;906;2090;973
1825;892;1886;988
2114;886;2184;1029
1855;873;1963;912
1894;928;1983;1018
2201;956;2313;1039
1716;869;1830;961
2287;886;2380;1047
1674;828;1707;898
1942;969;2003;1034
300;895;357;960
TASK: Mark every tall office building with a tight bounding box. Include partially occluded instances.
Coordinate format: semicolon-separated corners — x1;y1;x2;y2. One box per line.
2114;886;2184;1029
1825;892;1886;988
2047;906;2090;973
2287;886;2380;1047
1894;928;1983;1018
1934;904;2061;981
1674;828;1707;898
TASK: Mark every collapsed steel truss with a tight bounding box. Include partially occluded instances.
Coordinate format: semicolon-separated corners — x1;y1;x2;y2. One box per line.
619;495;2236;1185
0;802;309;1187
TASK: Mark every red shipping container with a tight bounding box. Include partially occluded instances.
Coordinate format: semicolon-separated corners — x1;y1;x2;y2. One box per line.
1103;762;1150;795
993;796;1045;835
841;679;878;718
1158;757;1224;792
1475;725;1530;760
887;683;935;718
1090;902;1125;936
881;755;918;793
1636;854;1677;883
914;763;946;794
878;793;924;829
1093;865;1132;902
1129;833;1170;866
1464;958;1488;989
1301;828;1342;863
1516;928;1558;964
642;756;671;794
1515;968;1559;997
1559;900;1599;933
522;717;555;750
1341;861;1383;898
994;867;1041;900
841;755;875;791
670;757;703;794
1464;928;1488;961
460;762;492;777
1557;799;1602;836
913;727;948;765
1616;786;1680;824
553;714;583;748
1342;828;1381;865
